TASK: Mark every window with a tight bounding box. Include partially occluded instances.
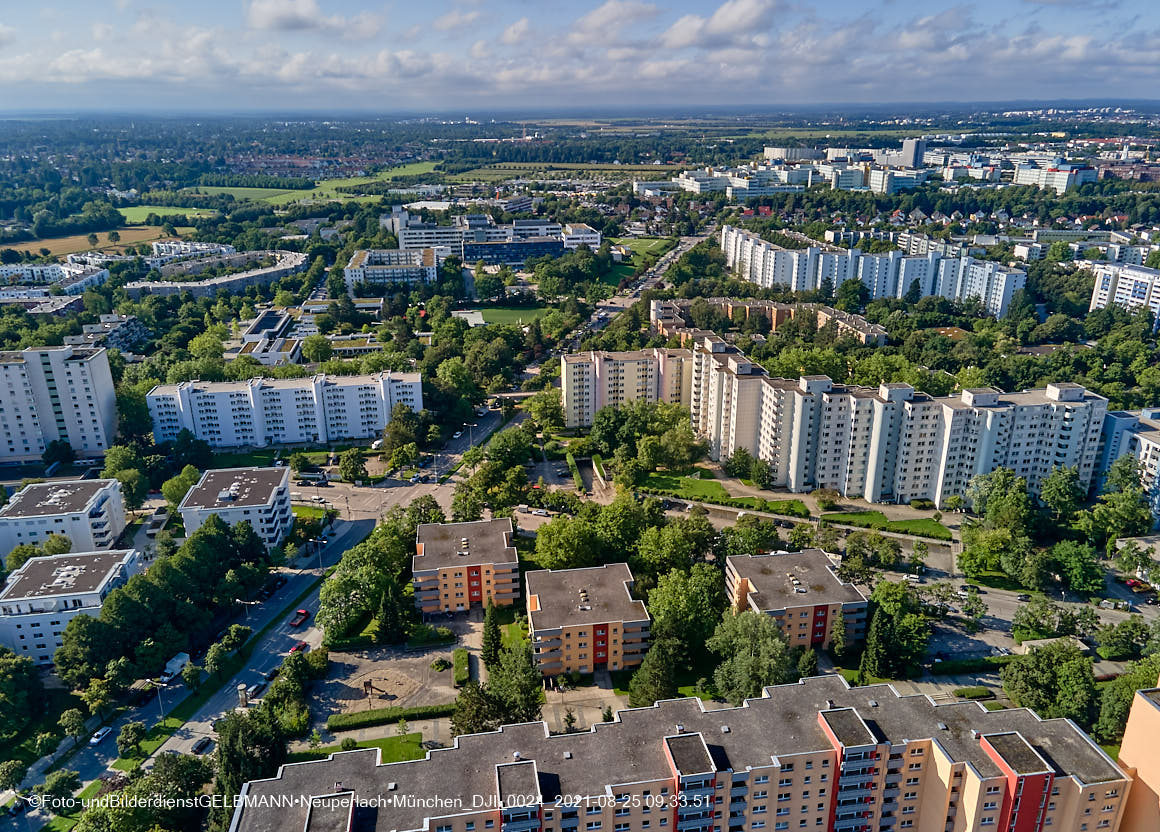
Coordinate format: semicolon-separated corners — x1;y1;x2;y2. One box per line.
980;818;995;826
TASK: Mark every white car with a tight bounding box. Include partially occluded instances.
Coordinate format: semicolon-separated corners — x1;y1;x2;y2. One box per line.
532;508;550;517
452;431;463;439
89;726;113;746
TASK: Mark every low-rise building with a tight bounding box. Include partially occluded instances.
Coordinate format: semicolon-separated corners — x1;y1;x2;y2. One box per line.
62;314;148;352
412;518;519;614
0;479;126;556
561;223;602;250
343;249;439;292
0;549;142;664
726;549;868;649
123;250;307;298
178;467;292;550
526;563;649;676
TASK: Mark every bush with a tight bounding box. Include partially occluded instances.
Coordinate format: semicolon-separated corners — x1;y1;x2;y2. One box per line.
327;703;456;732
566;452;585;493
430;658;452;672
932;655;1015;675
952;686;994;700
909;498;935;510
407;624;455;647
452;648;470;687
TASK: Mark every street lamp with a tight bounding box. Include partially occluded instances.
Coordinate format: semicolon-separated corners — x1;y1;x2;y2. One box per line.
151;679;170;720
310;538;325;571
235;598;260;623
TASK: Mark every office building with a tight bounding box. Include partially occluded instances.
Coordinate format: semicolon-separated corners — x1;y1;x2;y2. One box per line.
526;563;649;676
0;346;118;462
561;223;602;250
227;673;1133;832
343;249;439;291
412;519;519;614
1088;263;1160;321
147;371;422;448
0;549;142;664
560;348;693;429
726;550;868;649
1013;162;1098;194
463;237;565;266
0;479;126;556
178;467;292;550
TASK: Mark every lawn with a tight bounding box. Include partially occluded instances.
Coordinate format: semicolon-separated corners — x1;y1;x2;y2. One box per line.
14;226;194;257
640;469;731;501
292;505;329;519
611;660;715;700
822;510;952;541
119;205;219;223
477;305;551;325
445;163;679;184
287;732;424;764
192;186;299;201
611;237;676;258
606;263;636;286
3;686;84;768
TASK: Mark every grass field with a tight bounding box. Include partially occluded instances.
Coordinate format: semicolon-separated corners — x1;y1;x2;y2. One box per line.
286;732;425;764
822;510;952;540
639;469;731;501
12;226;195;257
191;162;441;206
118;205;219;223
194;185;299;201
612;237;675;258
477;305;551;325
445;163;679;183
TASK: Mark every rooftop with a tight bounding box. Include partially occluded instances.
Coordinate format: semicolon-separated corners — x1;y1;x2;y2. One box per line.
0;549;136;601
820;708;876;747
0;479;118;519
232;675;1126;832
179;467;289;511
526;564;648;631
984;732;1053;775
728;549;866;611
413;518;517;572
664;733;714;776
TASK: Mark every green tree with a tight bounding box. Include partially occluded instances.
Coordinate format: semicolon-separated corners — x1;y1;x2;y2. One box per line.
1096;654;1160;742
161;464;201;507
211;708;287;829
526;388;564;434
628;638;678;707
481;601;502;669
0;646;43;736
487;645;544;725
1040;466;1083;525
708;611;794;705
829;609;848;659
859;608;893;680
81;676;116;718
41;533;72;556
338;448;368;484
59;708;87;748
35;769;80;815
181;662;204;692
288;452;310;473
0;760;27;792
797;648;818;678
116;720;147;757
115;467;148;511
42;439;75;467
451;681;497;736
1052;540;1104;593
646;565;726;658
1002;640;1096;726
300;334;333;364
205;641;229;678
376;580;407;645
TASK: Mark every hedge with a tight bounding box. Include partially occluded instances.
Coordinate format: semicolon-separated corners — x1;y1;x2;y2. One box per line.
327;703;457;732
566;452;585;493
952;686;994;700
931;655;1014;675
637;487;810;518
453;648;470;687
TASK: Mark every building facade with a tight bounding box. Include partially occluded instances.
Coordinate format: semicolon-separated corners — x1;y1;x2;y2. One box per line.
0;346;118;463
1088;263;1160;322
561;349;693;428
123;250;307;298
147;371;423;448
526;563;650;676
0;479;127;556
343;249;439;291
412;519;520;614
227;674;1133;832
178;467;292;550
0;549;142;664
726;550;868;650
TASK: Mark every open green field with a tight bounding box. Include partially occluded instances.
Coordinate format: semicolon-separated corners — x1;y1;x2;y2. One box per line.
287;733;424;764
822;510;952;540
119;205;219;223
639;469;730;501
612;237;675;258
446;162;679;184
195;186;299;201
477;305;551;325
191;162;441;206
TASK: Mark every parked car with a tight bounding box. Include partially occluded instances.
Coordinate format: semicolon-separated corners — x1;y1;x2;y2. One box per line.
191;737;213;755
452;430;463;439
410;474;420;483
1016;593;1031;602
246;682;266;699
89;727;112;746
289;609;310;627
290;641;310;654
533;508;550;517
263;666;280;681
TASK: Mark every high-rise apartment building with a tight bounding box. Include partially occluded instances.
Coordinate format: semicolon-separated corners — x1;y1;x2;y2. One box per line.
689;337;1107;509
0;346;118;462
561;349;693;428
1013;162;1098;194
1118;681;1160;830
227;674;1133;832
1088;263;1160;322
0;479;126;556
146;372;422;448
412;519;520;614
1093;409;1160;519
343;249;439;291
178;467;293;550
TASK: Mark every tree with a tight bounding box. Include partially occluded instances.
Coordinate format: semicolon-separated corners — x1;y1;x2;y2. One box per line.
628;639;678;707
187;330;225;361
709;611;794;705
1095;616;1150;661
59;708;87;748
835;277;870;312
526;388;564;434
0;760;27;792
81;676;116;718
116;720;146;757
451;681;497;736
41;533;72;556
107;230;120;244
288;452;310;473
534;516;602;570
1040;466;1083;525
1096;654;1160;742
376;580;407;645
396;717;410;737
646;565;726;658
487;645;544;725
42;439;75;467
0;646;42;737
474;272;505;301
797;648;818;678
300;334;334;364
205;641;230;678
212;708;286;829
481;601;502;669
829;609;848;659
87;233;99;247
338;448;368;484
1052;541;1104;593
961;590;987;633
115;467;148;511
601;705;614;722
1002;640;1097;726
36;769;80;815
182;662;204;692
161;464;201;507
563;707;577;733
859;608;893;680
909;540;928;574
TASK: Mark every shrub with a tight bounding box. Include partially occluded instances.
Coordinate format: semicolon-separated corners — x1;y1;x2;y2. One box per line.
407;624;454;647
635;487;810;518
952;686;994;700
909;498;935;510
430;658;452;672
452;648;470;687
932;655;1015;675
566;452;585;493
327;703;457;732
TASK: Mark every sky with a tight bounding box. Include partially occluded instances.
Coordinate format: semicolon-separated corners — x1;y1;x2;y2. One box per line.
0;0;1157;113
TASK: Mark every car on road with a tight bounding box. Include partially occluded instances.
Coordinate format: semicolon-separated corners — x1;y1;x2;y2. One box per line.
311;495;326;503
263;666;280;681
1016;593;1032;602
289;609;310;627
90;726;113;746
452;430;463;439
246;682;266;699
191;737;213;755
290;641;310;654
419;474;430;483
410;474;420;483
532;508;550;517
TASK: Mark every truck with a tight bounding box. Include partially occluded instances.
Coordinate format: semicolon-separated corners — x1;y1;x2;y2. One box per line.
159;652;190;683
289;609;310;627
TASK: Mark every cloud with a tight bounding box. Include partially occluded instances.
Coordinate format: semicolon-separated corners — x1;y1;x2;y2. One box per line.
661;0;777;48
433;9;481;31
246;0;378;36
500;16;530;44
91;22;114;41
568;0;659;44
0;24;14;46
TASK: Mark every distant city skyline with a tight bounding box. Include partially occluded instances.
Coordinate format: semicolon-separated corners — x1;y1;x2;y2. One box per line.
0;0;1156;112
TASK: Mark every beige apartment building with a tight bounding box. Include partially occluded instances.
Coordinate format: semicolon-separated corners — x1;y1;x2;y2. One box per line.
561;348;693;428
526;563;649;676
1119;682;1160;830
412;518;519;614
228;674;1134;832
726;550;868;650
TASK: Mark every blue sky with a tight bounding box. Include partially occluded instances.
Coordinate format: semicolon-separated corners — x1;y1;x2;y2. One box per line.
0;0;1155;112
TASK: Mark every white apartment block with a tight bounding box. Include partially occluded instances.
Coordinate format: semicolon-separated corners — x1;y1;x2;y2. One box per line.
0;479;127;556
867;168;929;194
0;346;118;462
561;349;693;429
147;371;423;448
151;240;236;258
0;549;142;664
689;337;1107;509
1096;409;1160;522
719;225;1026;318
179;467;292;550
1013;163;1098;194
343;249;438;292
0;263;109;294
561;223;601;250
1088;263;1160;321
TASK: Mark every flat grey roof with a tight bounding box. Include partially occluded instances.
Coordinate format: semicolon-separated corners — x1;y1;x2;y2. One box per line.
728;550;866;611
0;549;134;601
0;479;116;518
984;732;1053;775
414;519;517;571
820;708;875;748
664;733;714;776
526;564;648;631
231;675;1126;832
180;467;288;511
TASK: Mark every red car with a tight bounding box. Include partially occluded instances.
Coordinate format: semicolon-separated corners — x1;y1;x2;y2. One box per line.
290;641;309;654
289;609;310;627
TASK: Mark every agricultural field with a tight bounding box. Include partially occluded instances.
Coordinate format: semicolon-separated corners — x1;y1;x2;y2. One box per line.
119;205;219;223
190;161;441;206
445;162;679;183
11;226;194;257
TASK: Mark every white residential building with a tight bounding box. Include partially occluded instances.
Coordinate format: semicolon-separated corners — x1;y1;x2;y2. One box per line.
0;346;118;462
343;249;439;291
123;250;307;299
151;240;236;258
1088;263;1160;321
560;349;693;429
0;479;127;556
867;168;929;194
146;372;423;448
178;467;292;550
0;549;142;664
1013;162;1097;194
0;263;109;294
561;223;601;250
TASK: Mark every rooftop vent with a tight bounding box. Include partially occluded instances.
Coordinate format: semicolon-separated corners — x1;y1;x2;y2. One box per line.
564;752;573;760
513;751;521;761
970;729;979;740
388;782;397;791
675;724;685;733
868;700;878;708
825;700;834;709
578;604;592;611
937;723;948;731
721;726;731;734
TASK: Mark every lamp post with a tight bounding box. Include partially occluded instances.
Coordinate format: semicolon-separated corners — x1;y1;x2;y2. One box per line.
235;598;260;624
151;679;170;720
